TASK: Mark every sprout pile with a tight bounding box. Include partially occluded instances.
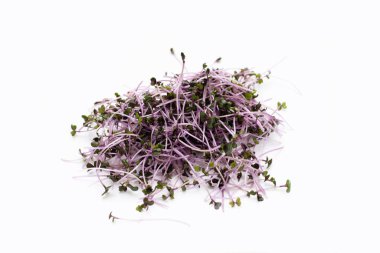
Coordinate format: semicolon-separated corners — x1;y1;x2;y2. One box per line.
71;51;291;212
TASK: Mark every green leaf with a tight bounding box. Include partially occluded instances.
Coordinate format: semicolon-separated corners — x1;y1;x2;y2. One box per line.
136;205;144;212
101;185;111;196
127;184;138;191
166;91;176;99
98;105;106;114
200;112;207;123
108;212;118;222
152;143;163;155
143;93;154;105
286;179;291;193
214;202;222;210
267;158;272;168
143;197;154;206
237;172;242;181
124;108;132;115
247;190;257;197
150;77;157;85
207;117;217;129
169;188;175;199
122;160;129;168
221;141;236;156
156;181;166;189
229;200;235;207
269;177;277;186
243;151;252;159
135;112;143;124
86;163;94;168
119;185;128;192
81;115;89;121
243;90;257;100
277;101;287;111
194;165;201;172
256;74;263;84
142;185;153;195
243;92;252;100
236;197;241;206
196;83;204;90
70;130;76;136
71;124;77;131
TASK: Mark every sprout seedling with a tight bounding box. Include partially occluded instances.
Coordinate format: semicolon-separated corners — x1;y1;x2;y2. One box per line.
71;50;290;213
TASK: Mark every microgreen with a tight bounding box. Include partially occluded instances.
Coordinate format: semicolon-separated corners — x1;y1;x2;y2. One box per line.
277;101;287;110
70;124;77;136
236;197;241;206
70;50;290;213
215;57;222;63
285;179;291;193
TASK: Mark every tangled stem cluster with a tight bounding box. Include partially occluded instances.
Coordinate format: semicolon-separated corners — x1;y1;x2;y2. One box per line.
71;52;290;212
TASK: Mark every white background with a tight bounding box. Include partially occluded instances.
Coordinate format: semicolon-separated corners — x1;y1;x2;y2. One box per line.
1;0;379;252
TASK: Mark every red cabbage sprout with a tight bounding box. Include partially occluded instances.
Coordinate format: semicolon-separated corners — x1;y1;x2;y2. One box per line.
70;50;291;212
